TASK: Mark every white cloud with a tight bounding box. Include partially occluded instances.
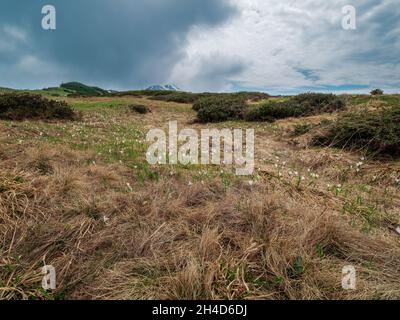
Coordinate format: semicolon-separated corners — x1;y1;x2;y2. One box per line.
3;25;27;43
0;25;28;52
169;0;400;93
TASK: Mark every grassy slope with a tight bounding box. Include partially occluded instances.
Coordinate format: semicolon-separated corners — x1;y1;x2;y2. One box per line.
0;87;72;97
0;87;15;93
0;94;399;300
0;82;109;97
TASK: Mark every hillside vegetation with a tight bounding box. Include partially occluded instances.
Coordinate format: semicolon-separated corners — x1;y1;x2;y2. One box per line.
61;82;109;96
246;93;345;122
0;90;399;300
0;92;77;120
314;105;400;158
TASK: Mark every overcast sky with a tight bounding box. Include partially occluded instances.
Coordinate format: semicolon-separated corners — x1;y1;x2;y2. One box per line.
0;0;399;94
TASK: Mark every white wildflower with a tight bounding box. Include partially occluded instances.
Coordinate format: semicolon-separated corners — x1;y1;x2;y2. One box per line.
126;182;133;192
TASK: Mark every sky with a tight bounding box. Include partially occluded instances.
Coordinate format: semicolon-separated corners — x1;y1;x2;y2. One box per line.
0;0;399;94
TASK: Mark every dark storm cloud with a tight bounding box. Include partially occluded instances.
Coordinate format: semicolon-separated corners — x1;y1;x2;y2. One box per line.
0;0;237;89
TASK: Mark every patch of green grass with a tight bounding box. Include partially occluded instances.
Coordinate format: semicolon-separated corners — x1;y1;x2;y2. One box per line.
70;100;130;111
288;256;304;279
378;95;400;106
344;95;371;106
316;243;325;258
40;87;74;97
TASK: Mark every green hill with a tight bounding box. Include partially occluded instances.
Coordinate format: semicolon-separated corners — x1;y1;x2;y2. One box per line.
0;87;14;93
60;82;108;96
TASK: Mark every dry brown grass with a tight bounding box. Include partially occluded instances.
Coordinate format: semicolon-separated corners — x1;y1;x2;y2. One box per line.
1;140;399;300
0;96;400;300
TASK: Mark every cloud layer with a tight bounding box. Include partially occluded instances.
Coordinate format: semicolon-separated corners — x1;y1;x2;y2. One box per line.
0;0;399;93
170;0;400;93
0;0;236;89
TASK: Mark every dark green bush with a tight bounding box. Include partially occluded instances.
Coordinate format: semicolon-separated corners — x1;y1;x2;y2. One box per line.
289;93;345;113
152;91;269;104
152;92;205;104
313;106;400;158
0;93;76;120
245;102;306;122
111;90;270;105
245;93;345;122
194;96;247;123
371;89;384;96
130;104;150;114
233;91;270;102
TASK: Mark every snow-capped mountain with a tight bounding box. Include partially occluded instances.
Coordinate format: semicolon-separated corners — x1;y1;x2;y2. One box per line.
146;84;180;91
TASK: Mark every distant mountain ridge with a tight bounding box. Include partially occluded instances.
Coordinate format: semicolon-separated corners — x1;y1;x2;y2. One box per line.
146;84;180;91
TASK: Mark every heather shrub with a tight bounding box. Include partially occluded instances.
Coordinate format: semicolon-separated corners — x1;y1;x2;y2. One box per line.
371;89;384;96
0;93;76;120
245;93;345;122
289;93;345;113
194;96;247;123
313;106;400;158
152;91;269;104
291;123;314;137
130;104;150;114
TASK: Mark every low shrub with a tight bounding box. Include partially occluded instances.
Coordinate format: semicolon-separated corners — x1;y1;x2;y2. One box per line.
194;96;247;123
111;90;270;105
245;101;309;122
371;89;384;96
289;93;345;113
130;104;150;114
152;92;205;104
313;106;400;158
230;91;270;102
245;93;345;122
113;90;177;98
153;91;270;104
291;123;314;137
0;93;76;120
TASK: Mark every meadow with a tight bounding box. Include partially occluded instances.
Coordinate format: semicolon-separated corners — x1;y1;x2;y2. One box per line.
0;91;399;300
